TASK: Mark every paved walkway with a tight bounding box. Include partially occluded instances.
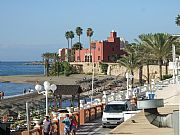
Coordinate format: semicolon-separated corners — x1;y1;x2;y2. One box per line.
156;84;180;105
107;105;178;135
107;83;180;135
76;118;112;135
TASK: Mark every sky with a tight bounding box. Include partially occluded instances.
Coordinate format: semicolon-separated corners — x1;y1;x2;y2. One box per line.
0;0;179;61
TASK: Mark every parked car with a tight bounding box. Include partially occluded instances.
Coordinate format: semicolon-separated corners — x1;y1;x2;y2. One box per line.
102;100;128;128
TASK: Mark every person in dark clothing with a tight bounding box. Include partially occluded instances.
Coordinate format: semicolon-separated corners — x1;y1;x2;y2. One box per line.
70;114;77;135
43;116;52;135
0;91;4;99
62;114;71;135
23;89;27;94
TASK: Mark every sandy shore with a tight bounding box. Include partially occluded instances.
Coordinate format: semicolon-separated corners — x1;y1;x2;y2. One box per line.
0;74;112;85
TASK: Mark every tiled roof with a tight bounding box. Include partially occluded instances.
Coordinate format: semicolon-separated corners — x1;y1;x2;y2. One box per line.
54;85;83;96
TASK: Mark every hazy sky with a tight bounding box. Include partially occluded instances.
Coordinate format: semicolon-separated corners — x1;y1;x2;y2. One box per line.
0;0;179;61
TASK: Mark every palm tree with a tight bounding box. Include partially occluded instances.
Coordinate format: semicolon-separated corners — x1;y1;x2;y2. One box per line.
175;14;180;26
42;52;51;76
130;42;146;85
137;34;154;84
72;42;83;61
87;28;94;62
72;42;83;50
65;31;70;62
118;44;141;86
69;31;75;61
142;45;152;84
140;33;179;80
76;27;83;61
69;31;75;49
52;53;60;76
76;27;83;43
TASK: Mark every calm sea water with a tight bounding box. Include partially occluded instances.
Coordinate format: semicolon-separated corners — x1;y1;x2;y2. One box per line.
0;61;43;76
0;61;44;96
0;62;92;107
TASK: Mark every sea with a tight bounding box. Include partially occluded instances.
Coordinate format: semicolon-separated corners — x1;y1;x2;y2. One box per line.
0;61;44;96
0;61;89;108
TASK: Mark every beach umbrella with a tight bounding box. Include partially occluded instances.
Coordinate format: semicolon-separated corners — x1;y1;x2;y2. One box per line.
1;108;18;117
0;104;12;110
11;106;25;113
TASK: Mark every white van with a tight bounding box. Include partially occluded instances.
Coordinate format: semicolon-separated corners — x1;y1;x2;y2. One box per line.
102;100;128;127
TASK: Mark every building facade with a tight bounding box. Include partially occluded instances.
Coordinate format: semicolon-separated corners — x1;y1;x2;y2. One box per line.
59;31;127;63
75;31;126;62
58;48;72;62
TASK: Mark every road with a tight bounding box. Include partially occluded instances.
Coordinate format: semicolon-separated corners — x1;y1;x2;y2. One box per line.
76;118;115;135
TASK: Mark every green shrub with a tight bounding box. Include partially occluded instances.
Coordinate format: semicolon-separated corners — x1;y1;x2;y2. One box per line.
100;63;108;75
49;61;77;76
162;74;173;80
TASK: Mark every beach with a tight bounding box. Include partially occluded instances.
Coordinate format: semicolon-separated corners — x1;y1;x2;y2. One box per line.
0;74;112;85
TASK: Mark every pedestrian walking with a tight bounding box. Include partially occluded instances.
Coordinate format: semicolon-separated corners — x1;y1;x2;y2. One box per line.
43;116;52;135
0;91;4;99
70;114;77;135
62;114;71;135
0;91;2;99
23;89;27;94
2;91;4;99
129;96;137;111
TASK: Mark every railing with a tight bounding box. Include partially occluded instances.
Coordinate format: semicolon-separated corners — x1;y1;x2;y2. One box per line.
20;77;177;135
0;122;10;135
21;104;105;135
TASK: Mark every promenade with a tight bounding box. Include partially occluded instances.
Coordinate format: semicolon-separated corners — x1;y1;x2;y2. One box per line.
107;105;178;135
1;77;179;135
107;83;180;135
76;118;112;135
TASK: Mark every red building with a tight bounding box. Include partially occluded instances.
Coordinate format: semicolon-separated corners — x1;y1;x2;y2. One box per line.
75;31;126;62
59;48;69;62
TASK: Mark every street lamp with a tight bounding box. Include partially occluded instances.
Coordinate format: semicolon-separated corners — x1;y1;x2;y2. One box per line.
169;44;180;84
172;44;176;84
125;72;133;99
35;81;57;116
91;60;95;105
91;44;96;105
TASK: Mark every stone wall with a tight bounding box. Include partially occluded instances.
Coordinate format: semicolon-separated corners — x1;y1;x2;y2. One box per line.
71;62;103;75
107;63;173;81
71;62;173;81
82;62;102;74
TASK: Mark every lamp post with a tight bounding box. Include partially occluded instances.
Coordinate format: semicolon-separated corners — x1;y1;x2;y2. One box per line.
26;102;30;131
172;44;176;84
35;81;57;116
126;72;133;99
91;44;96;105
91;60;95;105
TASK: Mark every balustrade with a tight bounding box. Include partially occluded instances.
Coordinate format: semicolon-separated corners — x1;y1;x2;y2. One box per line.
21;104;104;135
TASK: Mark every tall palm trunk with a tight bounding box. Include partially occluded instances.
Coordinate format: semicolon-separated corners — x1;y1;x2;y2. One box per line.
165;60;168;75
57;62;59;77
159;59;163;80
43;58;46;76
53;56;57;76
78;36;81;62
45;59;49;76
78;36;80;43
89;37;91;62
70;39;73;62
147;61;150;84
131;70;134;88
139;65;143;85
67;40;69;62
